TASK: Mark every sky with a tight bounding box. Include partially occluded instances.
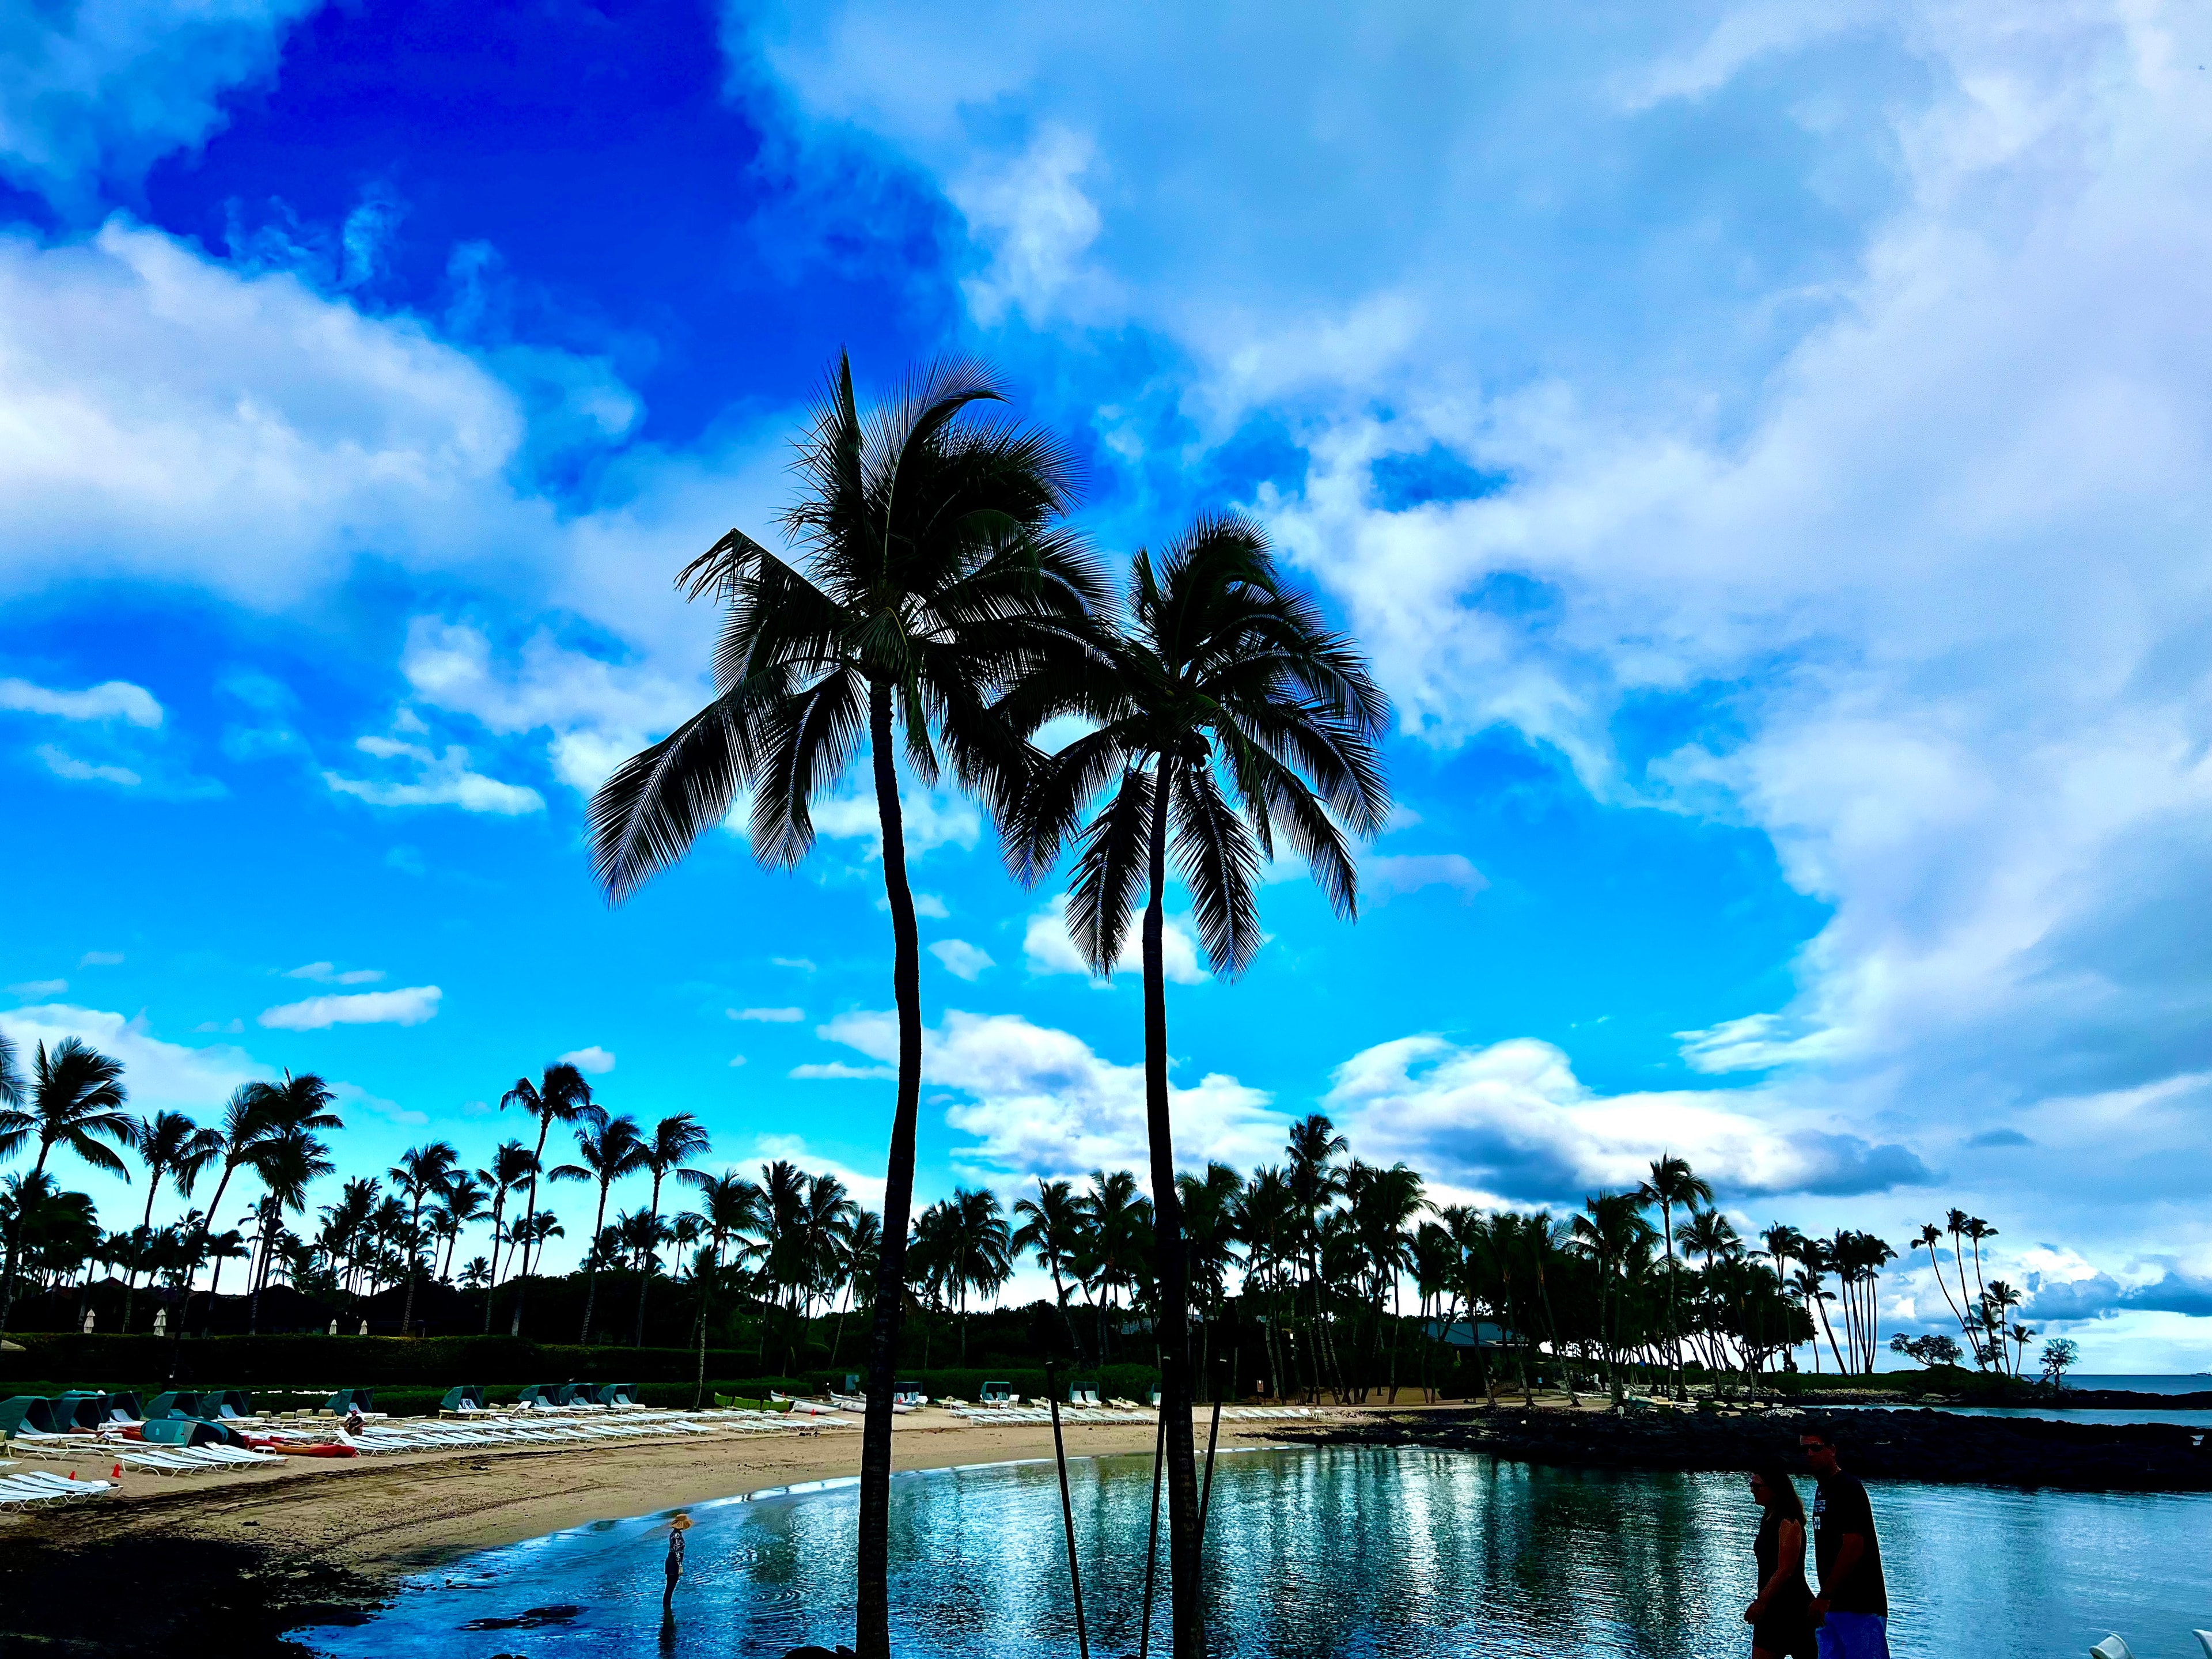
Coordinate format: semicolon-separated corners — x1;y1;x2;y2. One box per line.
4;0;2209;1369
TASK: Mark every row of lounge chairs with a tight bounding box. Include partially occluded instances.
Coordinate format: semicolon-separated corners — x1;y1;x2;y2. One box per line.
442;1382;639;1412
325;1404;848;1456
0;1466;115;1508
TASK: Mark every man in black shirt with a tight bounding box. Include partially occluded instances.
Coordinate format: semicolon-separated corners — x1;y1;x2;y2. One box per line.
1801;1427;1890;1659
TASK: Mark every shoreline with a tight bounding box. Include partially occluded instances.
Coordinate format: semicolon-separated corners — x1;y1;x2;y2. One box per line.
0;1411;1286;1657
1282;1402;2212;1491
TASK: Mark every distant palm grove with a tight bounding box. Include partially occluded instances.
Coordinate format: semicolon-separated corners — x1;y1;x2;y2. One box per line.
0;358;2055;1659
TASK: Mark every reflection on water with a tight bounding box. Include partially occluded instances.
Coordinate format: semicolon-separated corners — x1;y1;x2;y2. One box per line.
309;1447;2212;1659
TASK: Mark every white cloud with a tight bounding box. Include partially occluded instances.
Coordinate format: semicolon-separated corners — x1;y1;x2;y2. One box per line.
1364;852;1487;904
558;1044;616;1074
744;1132;887;1208
815;1007;1286;1180
328;1077;427;1129
1326;1034;1931;1202
809;786;982;856
7;979;66;998
0;0;320;205
0;1001;256;1110
77;951;122;967
0;677;161;726
324;737;543;815
35;744;138;786
733;1006;804;1022
257;984;443;1031
1023;904;1207;984
929;939;994;980
728;1054;747;1067
772;956;816;972
790;1060;898;1081
282;961;386;986
949;123;1105;325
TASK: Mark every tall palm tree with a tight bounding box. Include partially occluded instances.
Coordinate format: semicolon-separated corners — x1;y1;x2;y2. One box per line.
1012;1177;1088;1358
477;1140;536;1331
632;1113;711;1346
1283;1114;1352;1396
431;1172;486;1283
499;1063;595;1336
586;354;1101;1659
1571;1191;1653;1403
680;1168;764;1403
119;1111;221;1331
0;1038;134;1335
1077;1169;1151;1361
550;1109;646;1344
931;1186;1013;1362
389;1142;459;1337
245;1125;335;1332
1635;1154;1711;1400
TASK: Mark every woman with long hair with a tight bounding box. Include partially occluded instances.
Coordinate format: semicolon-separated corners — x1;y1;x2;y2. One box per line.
1745;1463;1817;1658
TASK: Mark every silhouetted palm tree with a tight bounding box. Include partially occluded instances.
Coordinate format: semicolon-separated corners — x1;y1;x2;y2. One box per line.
246;1126;335;1332
498;1063;595;1336
0;1037;134;1335
1636;1154;1711;1399
431;1172;486;1283
632;1113;711;1345
679;1168;763;1403
586;354;1102;1659
1004;516;1388;1658
477;1139;536;1331
120;1111;221;1331
931;1186;1012;1362
389;1142;459;1337
551;1110;646;1344
1013;1177;1088;1359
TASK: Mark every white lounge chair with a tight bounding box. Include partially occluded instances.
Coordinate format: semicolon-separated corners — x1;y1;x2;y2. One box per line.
2092;1639;2134;1659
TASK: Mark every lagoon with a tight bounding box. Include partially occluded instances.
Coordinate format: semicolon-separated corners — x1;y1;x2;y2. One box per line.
309;1446;2212;1658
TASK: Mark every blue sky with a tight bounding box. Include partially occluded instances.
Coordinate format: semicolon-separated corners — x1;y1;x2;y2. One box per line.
5;0;2210;1367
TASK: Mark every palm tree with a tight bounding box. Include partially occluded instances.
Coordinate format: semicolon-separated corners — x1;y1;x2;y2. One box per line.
679;1168;764;1403
931;1186;1013;1362
119;1111;221;1331
550;1110;646;1344
632;1113;711;1346
476;1140;536;1331
388;1142;459;1337
1344;1161;1423;1401
245;1125;335;1332
431;1172;486;1282
1078;1169;1151;1361
1012;1177;1088;1359
1635;1154;1711;1399
586;354;1102;1659
1571;1191;1653;1403
498;1063;595;1336
0;1038;134;1335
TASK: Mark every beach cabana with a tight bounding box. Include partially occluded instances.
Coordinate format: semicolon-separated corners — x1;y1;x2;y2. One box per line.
52;1392;111;1430
1069;1382;1102;1407
199;1390;251;1419
148;1391;205;1421
517;1384;559;1408
440;1385;488;1414
554;1383;595;1407
892;1381;927;1407
101;1392;143;1424
323;1388;375;1415
0;1397;65;1436
138;1418;226;1448
593;1382;636;1407
979;1381;1018;1405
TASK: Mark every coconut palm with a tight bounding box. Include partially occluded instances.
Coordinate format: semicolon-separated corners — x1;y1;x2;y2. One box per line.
0;1037;135;1335
498;1063;596;1336
679;1168;765;1403
1635;1154;1711;1399
477;1141;536;1330
1571;1191;1654;1403
631;1113;711;1346
1077;1169;1152;1362
1012;1177;1088;1359
430;1172;486;1283
550;1109;646;1344
388;1142;459;1336
1283;1115;1352;1396
586;355;1103;1659
245;1125;335;1332
119;1111;221;1331
929;1186;1013;1362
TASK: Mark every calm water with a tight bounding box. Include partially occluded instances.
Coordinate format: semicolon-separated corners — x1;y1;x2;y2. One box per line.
309;1447;2212;1659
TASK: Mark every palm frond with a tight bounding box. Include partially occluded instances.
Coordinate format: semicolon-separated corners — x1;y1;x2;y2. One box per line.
1066;768;1155;977
1169;760;1263;978
750;665;868;868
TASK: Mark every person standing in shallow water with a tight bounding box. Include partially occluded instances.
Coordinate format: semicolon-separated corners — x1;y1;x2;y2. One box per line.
1744;1464;1817;1658
1801;1428;1890;1659
662;1514;692;1613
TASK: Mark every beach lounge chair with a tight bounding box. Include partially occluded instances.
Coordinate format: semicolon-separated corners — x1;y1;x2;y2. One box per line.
1068;1383;1101;1408
2091;1639;2134;1659
103;1392;143;1425
51;1392;111;1429
979;1381;1018;1406
207;1390;252;1419
138;1418;229;1448
517;1384;560;1408
147;1391;205;1421
440;1385;489;1415
594;1382;637;1407
892;1381;927;1407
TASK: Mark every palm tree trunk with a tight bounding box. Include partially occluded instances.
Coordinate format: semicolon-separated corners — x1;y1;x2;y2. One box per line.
695;1257;714;1410
634;1177;664;1347
483;1193;507;1335
400;1200;424;1337
579;1186;611;1343
1137;772;1205;1659
856;681;925;1659
512;1123;550;1338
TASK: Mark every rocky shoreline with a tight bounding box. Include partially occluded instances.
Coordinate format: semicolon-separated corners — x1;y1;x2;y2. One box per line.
1280;1404;2212;1491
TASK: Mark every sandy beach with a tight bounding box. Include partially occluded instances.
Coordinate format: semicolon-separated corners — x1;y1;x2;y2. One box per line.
0;1408;1297;1656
